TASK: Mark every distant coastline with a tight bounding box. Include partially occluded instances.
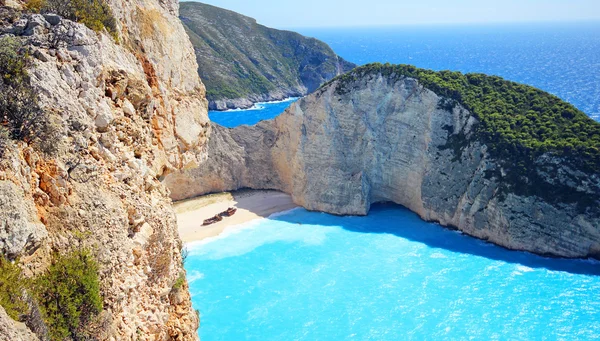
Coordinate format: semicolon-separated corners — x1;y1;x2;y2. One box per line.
208;97;301;127
212;97;300;113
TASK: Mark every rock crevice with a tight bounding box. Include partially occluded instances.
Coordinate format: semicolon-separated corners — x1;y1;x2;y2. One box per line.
0;0;208;338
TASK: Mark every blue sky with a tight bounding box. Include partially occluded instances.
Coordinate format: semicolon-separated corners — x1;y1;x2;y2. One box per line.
193;0;600;28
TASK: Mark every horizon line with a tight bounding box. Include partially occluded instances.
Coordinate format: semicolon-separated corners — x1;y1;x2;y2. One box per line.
275;18;600;30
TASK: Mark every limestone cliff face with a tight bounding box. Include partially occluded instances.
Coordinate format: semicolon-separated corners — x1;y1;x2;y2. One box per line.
167;72;600;259
0;0;208;339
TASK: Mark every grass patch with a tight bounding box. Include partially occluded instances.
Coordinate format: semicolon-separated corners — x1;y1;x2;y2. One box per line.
172;273;186;291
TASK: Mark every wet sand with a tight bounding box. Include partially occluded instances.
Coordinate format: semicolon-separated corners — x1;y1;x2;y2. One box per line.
175;190;297;243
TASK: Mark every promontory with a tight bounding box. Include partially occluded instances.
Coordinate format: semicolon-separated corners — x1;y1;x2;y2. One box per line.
166;63;600;260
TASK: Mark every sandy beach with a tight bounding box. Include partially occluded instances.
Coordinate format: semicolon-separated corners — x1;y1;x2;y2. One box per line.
175;190;298;243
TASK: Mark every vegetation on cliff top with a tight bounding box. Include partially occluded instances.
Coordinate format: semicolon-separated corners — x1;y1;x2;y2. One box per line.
328;63;600;170
326;63;600;207
179;1;355;105
25;0;118;40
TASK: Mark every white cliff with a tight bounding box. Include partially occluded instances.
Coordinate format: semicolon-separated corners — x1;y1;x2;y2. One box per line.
167;70;600;259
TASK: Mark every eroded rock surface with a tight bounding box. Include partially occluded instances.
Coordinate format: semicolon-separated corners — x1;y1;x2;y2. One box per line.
0;306;39;341
0;0;208;339
168;73;600;259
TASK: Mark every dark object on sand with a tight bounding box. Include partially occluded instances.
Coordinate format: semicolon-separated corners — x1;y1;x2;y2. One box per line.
202;207;237;226
202;214;224;226
220;207;237;217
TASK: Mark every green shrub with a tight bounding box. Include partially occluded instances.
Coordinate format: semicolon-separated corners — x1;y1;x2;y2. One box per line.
34;250;103;341
25;0;118;40
0;35;28;84
172;273;186;291
25;0;46;12
0;125;10;154
0;35;60;157
0;257;28;321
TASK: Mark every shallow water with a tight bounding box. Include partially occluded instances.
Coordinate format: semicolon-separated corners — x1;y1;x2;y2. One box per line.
209;98;299;128
186;205;600;340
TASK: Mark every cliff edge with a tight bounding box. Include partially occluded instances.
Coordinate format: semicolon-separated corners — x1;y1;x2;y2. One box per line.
0;0;209;339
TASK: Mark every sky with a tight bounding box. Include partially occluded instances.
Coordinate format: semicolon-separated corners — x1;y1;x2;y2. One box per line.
194;0;600;28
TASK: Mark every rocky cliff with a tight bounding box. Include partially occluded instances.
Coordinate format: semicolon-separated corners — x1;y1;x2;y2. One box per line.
0;0;208;339
179;2;356;110
166;64;600;260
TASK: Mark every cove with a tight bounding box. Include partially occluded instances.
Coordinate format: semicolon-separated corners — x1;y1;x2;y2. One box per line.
185;204;600;340
208;98;299;128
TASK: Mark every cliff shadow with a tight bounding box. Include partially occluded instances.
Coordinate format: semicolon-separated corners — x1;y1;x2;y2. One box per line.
267;202;600;277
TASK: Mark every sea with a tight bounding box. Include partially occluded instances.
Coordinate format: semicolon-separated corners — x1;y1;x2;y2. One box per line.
196;22;600;340
210;22;600;125
209;98;299;128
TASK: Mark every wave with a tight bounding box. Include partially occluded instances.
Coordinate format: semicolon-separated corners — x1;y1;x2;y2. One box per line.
184;208;337;260
255;97;300;105
217;97;301;113
186;270;205;283
268;206;303;218
184;207;301;250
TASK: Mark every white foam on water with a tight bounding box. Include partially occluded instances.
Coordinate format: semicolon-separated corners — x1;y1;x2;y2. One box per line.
430;252;447;259
187;270;205;283
269;206;303;218
255;97;300;105
186;208;337;260
216;97;300;112
185;207;301;249
516;265;535;273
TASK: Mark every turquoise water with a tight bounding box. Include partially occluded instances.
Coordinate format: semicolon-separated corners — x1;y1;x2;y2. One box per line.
209;98;299;128
194;23;600;339
186;205;600;340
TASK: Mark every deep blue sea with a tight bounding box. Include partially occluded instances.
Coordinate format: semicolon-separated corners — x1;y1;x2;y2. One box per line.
187;206;600;340
194;23;600;340
209;22;600;124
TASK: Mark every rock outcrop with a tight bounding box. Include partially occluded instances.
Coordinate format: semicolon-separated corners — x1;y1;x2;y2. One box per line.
179;2;355;110
0;181;47;259
167;69;600;259
0;0;208;339
0;306;39;341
